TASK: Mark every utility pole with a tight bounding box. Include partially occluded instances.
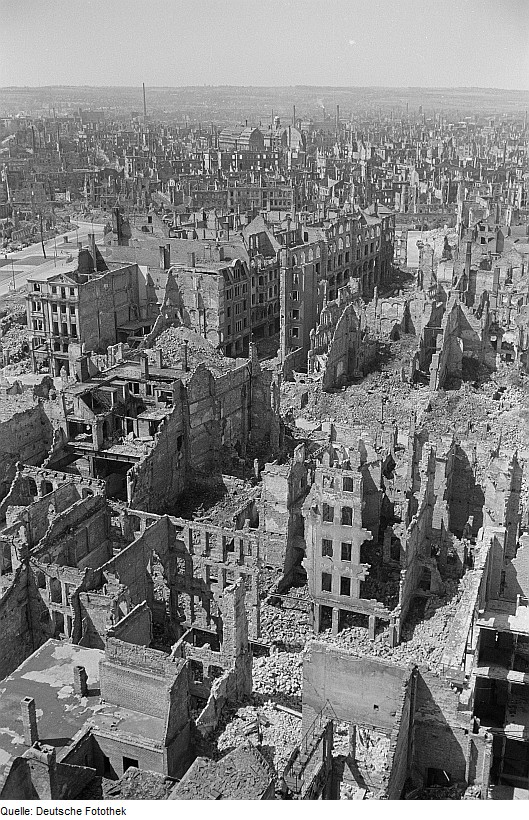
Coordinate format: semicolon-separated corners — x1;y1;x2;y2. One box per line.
39;211;47;259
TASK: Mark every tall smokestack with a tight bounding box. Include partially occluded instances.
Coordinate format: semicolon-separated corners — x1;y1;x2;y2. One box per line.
465;241;472;280
293;104;296;126
142;83;147;123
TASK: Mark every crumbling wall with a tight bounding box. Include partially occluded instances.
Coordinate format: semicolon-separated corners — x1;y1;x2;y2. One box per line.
318;302;363;391
395;447;437;628
0;567;34;679
128;399;186;513
430;298;494;391
77;590;116;649
259;444;309;582
107;601;152;647
3;482;81;550
105;511;262;640
79;265;141;352
194;669;237;736
282;346;306;380
412;671;470;786
0;403;55;502
382;670;416;799
101;519;164;608
31;495;111;569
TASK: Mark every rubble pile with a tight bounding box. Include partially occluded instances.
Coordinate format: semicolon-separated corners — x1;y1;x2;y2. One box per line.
354;726;391;774
150;326;238;376
252;651;303;709
0;294;31;374
405;784;469;800
282;370;429;432
104;768;175;800
259;601;312;648
319;577;463;672
216;701;302;776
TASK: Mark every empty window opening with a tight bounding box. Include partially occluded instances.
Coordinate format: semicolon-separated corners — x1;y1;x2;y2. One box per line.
323;503;334;523
340;576;351;597
341;542;352;562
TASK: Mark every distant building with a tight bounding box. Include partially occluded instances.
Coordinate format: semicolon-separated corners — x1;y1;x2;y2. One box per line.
218;126;264;152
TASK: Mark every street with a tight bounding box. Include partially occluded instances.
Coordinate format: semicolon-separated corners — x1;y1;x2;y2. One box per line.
0;220;105;299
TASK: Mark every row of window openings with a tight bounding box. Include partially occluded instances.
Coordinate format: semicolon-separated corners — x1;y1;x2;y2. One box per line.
52;322;77;337
323;476;355;492
226;283;248;300
31;285;76;297
323;503;353;525
322;540;352;561
226;318;248;335
321;572;353;597
253;291;279;305
253;272;278;287
226;300;247;317
52;287;76;297
32;302;76;317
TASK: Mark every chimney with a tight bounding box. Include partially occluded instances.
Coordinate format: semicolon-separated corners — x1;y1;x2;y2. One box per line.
113;207;122;244
181;340;189;372
154;348;163;368
465;240;472;278
73;665;88;696
140;353;149;379
88;233;97;271
187;251;196;268
493;266;500;295
21;697;39;746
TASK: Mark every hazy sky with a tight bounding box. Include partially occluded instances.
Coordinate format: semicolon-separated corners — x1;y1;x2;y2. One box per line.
1;0;528;89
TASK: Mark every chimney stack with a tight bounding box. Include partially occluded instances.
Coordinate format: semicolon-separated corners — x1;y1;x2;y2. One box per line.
73;665;88;697
21;697;39;746
140;353;149;379
88;233;97;271
181;340;189;372
493;266;500;295
465;240;472;279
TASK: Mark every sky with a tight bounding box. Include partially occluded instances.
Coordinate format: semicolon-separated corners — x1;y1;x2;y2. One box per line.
1;0;528;89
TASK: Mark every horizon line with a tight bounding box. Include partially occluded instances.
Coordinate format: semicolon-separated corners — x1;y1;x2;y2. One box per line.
1;84;529;93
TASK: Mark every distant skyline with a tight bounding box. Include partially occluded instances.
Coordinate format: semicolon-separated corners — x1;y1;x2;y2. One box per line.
1;0;528;90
